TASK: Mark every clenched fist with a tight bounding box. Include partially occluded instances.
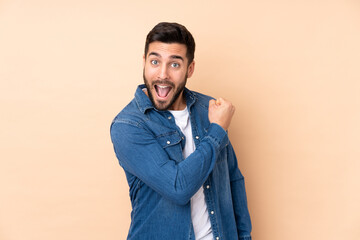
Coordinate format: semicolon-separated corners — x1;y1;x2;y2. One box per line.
208;97;235;131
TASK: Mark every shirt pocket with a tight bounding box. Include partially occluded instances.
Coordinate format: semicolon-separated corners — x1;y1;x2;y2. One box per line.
156;131;183;163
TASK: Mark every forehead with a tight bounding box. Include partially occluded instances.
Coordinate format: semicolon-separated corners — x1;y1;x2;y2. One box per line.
147;41;187;59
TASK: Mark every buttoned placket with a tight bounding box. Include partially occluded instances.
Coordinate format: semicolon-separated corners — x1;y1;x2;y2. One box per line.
189;110;201;147
165;112;186;151
166;101;221;240
189;108;221;239
166;113;174;145
203;179;221;240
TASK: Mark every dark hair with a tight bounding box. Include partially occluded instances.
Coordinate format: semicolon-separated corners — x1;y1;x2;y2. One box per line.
144;22;195;65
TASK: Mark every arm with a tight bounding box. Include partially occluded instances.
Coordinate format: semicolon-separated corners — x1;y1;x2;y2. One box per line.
227;142;252;239
110;120;229;205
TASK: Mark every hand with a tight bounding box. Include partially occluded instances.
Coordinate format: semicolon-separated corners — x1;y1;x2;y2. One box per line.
208;97;235;131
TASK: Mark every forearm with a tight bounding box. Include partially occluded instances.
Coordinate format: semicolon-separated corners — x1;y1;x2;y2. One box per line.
111;121;229;205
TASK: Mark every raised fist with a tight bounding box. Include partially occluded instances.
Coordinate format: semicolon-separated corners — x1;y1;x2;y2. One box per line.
208;97;235;131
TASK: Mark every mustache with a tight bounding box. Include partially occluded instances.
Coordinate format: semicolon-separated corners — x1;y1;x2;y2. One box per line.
152;80;175;88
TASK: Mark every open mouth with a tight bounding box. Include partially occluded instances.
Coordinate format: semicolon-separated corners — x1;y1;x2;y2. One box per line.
154;85;172;99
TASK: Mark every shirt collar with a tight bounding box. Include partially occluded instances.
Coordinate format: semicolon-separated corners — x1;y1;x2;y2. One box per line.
135;84;197;114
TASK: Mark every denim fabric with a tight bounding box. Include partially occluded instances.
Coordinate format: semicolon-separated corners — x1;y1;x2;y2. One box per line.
110;84;252;240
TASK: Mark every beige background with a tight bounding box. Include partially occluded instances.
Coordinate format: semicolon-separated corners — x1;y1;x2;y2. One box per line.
1;0;360;239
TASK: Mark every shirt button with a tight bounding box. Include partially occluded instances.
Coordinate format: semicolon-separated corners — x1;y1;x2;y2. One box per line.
195;136;199;139
211;211;214;215
168;116;172;120
166;141;170;144
206;185;210;189
181;137;184;140
216;237;219;240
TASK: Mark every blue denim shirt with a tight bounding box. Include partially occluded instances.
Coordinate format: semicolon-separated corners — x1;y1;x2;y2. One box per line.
110;84;252;240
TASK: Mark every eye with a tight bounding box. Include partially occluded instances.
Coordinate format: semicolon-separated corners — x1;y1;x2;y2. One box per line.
151;60;158;65
171;62;180;68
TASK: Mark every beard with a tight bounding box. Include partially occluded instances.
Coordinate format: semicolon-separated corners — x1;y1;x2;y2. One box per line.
143;71;187;111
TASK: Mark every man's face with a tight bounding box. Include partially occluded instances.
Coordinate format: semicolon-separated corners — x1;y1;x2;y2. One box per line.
143;41;195;111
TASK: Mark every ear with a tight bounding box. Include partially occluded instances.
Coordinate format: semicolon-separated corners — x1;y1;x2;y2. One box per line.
187;61;195;78
143;54;146;68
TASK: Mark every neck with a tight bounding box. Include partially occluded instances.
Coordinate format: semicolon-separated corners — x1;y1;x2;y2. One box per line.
169;92;187;111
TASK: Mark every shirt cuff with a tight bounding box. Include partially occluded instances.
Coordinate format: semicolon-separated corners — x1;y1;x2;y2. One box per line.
205;123;229;151
239;236;251;240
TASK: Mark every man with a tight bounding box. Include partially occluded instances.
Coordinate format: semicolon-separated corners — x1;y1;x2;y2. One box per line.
110;22;252;240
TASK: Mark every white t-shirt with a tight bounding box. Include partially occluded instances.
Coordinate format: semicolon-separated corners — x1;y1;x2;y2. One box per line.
169;107;213;240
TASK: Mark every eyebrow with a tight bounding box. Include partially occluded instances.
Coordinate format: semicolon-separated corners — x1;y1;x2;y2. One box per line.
171;55;184;61
148;52;184;61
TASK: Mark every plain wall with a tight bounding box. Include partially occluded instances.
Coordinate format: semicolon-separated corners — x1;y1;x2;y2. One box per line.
1;0;359;239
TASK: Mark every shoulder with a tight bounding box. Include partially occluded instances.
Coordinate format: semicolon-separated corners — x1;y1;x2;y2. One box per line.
111;98;148;129
188;89;215;109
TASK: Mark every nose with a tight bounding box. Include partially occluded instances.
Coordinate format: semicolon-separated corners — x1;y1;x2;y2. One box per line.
158;64;169;80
